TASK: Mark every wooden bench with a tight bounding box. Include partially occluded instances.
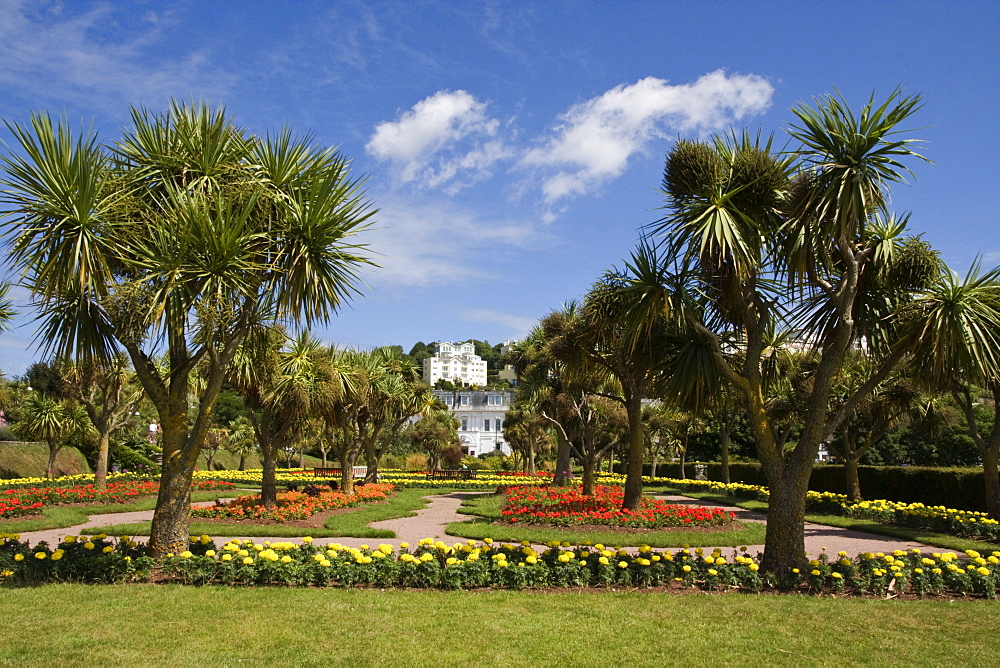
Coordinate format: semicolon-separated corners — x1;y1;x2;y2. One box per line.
426;468;478;480
313;466;368;479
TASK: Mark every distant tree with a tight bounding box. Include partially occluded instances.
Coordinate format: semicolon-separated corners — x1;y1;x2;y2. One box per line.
408;341;434;367
21;361;65;399
409;406;459;472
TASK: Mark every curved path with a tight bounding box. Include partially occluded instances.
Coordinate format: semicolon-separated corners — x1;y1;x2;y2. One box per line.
14;492;943;558
11;492;946;557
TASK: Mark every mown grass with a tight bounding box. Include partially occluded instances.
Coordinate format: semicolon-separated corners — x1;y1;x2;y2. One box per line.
0;584;996;665
89;487;455;539
0;491;243;534
446;493;767;547
648;485;1000;553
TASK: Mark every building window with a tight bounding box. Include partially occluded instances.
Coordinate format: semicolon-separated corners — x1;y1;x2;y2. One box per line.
441;396;452;406
487;395;502;406
460;396;469;406
484;419;490;431
461;418;468;431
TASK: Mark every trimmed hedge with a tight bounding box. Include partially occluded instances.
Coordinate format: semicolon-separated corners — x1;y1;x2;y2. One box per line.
635;462;991;513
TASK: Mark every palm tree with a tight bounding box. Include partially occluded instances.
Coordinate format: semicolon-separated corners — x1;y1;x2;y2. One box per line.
647;90;931;572
225;416;258;471
231;328;333;506
16;395;67;479
1;103;374;555
59;355;144;490
898;261;1000;517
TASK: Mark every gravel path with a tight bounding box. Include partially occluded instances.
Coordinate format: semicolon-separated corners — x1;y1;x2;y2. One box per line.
13;492;944;557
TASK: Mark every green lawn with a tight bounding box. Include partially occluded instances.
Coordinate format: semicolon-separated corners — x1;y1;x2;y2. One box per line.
0;490;244;534
446;493;767;547
0;584;995;664
89;487;452;538
648;485;1000;554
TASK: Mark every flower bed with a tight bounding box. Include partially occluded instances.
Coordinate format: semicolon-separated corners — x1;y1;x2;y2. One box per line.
2;533;997;598
501;485;735;529
656;477;1000;542
191;484;394;522
0;480;236;520
192;468;560;491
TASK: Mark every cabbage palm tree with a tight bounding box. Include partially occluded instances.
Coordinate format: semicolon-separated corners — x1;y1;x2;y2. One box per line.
649;90;930;572
898;261;1000;517
1;103;374;554
59;354;144;489
16;395;67;479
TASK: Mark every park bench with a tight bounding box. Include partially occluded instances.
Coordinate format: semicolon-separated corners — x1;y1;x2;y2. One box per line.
426;468;478;480
312;466;367;478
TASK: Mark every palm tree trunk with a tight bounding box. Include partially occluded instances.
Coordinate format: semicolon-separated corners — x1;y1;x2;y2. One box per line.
94;432;111;490
148;419;200;556
339;450;356;496
553;430;572;485
719;423;733;485
238;454;246;471
844;455;863;502
622;392;645;510
581;458;596;495
46;441;61;480
259;441;278;508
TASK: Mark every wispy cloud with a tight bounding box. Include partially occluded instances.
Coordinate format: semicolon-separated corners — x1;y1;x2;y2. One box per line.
521;70;774;203
461;308;536;339
366;70;773;216
365;90;513;192
0;0;236;112
356;193;551;290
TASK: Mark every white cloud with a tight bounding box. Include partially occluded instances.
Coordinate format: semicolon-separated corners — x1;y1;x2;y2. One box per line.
521;70;774;203
357;194;551;290
461;308;536;339
0;0;236;112
365;90;512;191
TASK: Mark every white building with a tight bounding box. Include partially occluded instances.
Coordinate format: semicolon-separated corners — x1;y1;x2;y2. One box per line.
434;389;514;457
423;341;488;387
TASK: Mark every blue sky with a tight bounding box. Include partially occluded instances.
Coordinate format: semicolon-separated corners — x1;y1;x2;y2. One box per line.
0;0;997;375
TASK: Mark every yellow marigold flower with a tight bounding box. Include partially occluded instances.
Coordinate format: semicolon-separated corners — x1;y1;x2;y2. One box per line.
320;560;331;567
419;553;433;562
749;563;759;572
976;567;991;576
281;556;293;563
238;550;249;557
810;569;821;576
242;557;254;565
618;561;628;569
932;568;942;574
84;542;95;550
303;537;313;543
579;560;587;566
652;555;660;562
914;568;923;574
526;555;538;565
837;551;847;557
14;554;24;562
791;568;800;574
34;552;47;560
708;568;718;576
64;536;77;544
51;552;63;561
445;557;457;566
682;565;692;572
205;550;215;557
222;554;232;561
399;542;409;549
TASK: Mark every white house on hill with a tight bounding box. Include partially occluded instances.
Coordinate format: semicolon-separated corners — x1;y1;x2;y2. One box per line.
433;389;514;457
423;341;488;387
